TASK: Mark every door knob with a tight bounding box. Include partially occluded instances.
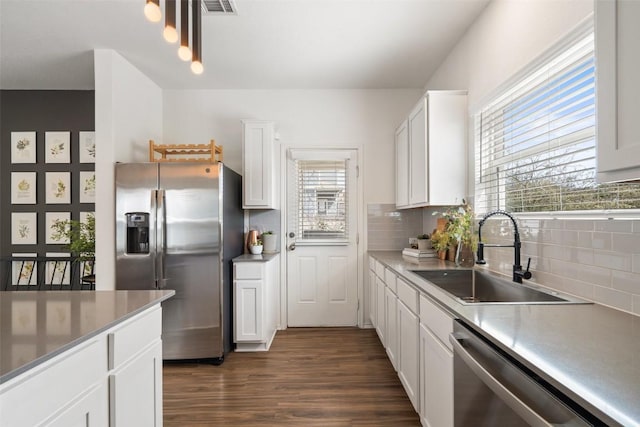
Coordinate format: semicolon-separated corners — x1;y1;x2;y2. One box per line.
288;243;296;251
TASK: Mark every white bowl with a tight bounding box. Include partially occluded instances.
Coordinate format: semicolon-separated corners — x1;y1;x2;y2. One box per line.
250;245;263;255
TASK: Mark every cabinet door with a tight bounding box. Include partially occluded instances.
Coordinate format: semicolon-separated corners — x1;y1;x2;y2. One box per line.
395;119;410;208
376;276;386;346
385;287;398;371
398;300;419;412
596;0;640;182
420;324;453;427
369;269;377;328
408;98;428;206
242;121;275;208
109;340;163;427
47;383;108;427
235;279;264;342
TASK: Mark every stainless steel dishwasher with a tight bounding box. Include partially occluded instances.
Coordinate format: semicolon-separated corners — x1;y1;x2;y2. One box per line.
450;320;608;426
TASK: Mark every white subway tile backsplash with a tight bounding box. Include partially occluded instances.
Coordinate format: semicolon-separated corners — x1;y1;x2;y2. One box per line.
594;220;633;233
634;295;640;316
611;233;640;254
563;220;594;231
593;285;633;312
593;251;632;272
611;270;640;294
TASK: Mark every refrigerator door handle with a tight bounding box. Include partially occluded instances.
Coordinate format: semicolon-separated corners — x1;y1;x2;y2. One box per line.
150;189;158;288
157;189;167;288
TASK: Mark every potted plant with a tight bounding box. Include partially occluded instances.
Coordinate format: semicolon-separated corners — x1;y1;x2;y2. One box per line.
437;200;477;267
430;229;450;260
50;213;96;284
416;233;431;250
261;231;277;253
50;213;95;260
249;239;264;255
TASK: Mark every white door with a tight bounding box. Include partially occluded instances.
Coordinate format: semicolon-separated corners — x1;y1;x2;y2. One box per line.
286;148;359;326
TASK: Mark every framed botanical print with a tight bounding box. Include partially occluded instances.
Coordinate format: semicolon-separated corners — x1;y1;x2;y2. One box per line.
46;252;71;285
45;172;71;204
79;171;96;203
46;212;70;244
11;131;36;164
12;253;38;287
11;212;37;245
79;131;96;163
11;172;37;204
45;131;71;163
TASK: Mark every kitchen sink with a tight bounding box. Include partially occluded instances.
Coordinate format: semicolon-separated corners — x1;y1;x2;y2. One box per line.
409;269;590;305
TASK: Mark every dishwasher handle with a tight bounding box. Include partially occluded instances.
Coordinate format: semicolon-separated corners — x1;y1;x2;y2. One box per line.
450;332;581;427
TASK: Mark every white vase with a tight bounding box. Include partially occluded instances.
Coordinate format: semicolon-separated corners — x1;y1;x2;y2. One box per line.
249;245;263;255
262;234;277;253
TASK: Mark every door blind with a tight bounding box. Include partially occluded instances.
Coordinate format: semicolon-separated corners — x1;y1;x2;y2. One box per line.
294;159;348;241
475;31;640;214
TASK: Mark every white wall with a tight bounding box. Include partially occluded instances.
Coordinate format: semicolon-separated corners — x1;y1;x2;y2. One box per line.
426;0;593;111
162;89;420;205
94;49;163;290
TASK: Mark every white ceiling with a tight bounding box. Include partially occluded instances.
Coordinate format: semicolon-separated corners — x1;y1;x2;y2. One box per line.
0;0;490;90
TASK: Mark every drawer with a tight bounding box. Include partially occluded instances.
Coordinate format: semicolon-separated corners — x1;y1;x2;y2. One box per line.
384;268;397;294
396;277;418;313
234;262;264;280
420;294;454;351
375;260;385;278
108;306;162;370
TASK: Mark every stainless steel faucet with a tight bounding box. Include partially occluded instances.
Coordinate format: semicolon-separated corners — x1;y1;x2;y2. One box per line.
476;210;532;284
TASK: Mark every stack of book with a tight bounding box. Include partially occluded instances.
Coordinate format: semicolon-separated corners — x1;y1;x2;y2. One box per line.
402;247;436;258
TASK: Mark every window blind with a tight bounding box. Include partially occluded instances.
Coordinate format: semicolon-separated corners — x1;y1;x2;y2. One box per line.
475;32;640;214
295;159;348;240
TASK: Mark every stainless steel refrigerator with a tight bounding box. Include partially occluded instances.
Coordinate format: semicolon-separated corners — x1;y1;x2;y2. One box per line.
115;162;243;362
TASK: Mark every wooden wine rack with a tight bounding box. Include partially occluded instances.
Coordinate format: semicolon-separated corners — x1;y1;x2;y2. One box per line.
149;140;223;162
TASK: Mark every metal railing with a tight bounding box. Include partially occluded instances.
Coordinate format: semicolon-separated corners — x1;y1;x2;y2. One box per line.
1;256;95;291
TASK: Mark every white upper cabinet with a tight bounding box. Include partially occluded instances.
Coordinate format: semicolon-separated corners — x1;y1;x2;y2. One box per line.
395;119;410;208
596;0;640;182
395;91;467;209
242;120;278;209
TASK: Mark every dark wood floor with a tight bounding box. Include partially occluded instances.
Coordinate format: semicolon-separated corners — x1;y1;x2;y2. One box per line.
163;327;420;426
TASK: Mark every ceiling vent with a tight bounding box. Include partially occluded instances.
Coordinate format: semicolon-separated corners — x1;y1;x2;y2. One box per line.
202;0;237;15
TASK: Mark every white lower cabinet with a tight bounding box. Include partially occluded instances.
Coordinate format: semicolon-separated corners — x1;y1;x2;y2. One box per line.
109;341;163;427
233;255;280;351
384;286;398;370
419;295;454;427
397;299;420;412
369;268;377;328
420;324;453;427
376;275;386;346
0;305;164;427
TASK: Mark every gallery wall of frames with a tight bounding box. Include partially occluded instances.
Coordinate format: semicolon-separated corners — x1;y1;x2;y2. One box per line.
0;90;95;284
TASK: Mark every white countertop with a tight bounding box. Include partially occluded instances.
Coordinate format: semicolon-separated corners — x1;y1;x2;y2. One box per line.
369;251;640;427
233;252;280;262
0;290;175;384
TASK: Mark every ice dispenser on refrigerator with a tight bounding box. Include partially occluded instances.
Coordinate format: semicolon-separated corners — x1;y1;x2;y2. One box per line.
125;212;150;254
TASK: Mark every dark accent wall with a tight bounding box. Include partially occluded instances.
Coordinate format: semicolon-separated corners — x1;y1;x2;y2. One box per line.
1;90;95;259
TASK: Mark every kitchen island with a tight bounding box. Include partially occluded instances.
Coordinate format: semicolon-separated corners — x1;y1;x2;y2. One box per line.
369;251;639;427
0;289;174;426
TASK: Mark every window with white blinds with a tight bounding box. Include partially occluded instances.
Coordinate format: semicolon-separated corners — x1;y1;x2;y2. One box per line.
294;159;348;241
474;31;640;214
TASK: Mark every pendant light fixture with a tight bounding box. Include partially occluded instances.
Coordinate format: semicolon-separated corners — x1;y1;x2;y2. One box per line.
177;0;192;61
144;0;161;22
163;0;178;43
190;0;204;74
146;0;204;74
